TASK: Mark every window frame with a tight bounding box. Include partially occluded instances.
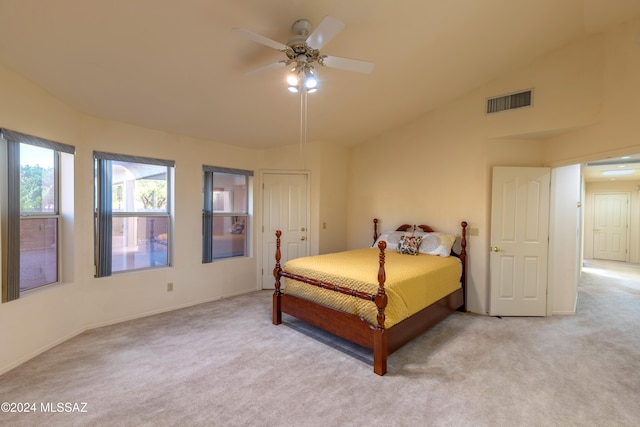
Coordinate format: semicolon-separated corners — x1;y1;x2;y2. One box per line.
1;128;75;302
94;151;175;277
202;166;253;263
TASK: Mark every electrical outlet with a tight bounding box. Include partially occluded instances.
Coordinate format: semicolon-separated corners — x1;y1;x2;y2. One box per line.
167;282;173;292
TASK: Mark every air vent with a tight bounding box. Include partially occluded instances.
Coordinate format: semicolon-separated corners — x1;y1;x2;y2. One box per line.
486;90;533;114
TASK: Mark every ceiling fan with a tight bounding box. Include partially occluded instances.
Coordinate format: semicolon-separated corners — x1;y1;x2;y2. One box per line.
232;16;374;92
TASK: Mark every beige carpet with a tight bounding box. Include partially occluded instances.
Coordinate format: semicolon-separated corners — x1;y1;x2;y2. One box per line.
1;259;639;426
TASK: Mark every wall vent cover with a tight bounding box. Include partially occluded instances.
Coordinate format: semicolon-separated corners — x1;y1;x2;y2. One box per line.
486;89;533;114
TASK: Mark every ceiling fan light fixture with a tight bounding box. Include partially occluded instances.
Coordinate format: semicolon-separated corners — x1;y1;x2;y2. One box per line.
303;67;317;89
285;62;318;92
304;76;317;89
232;16;374;159
286;73;299;86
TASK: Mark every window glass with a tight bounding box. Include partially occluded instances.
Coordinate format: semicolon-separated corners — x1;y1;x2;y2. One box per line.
94;155;173;276
212;215;247;259
20;144;55;213
202;169;251;262
111;216;169;272
213;172;247;213
109;161;170;271
1;130;74;302
112;162;168;213
19;143;58;291
213;172;248;259
20;217;58;291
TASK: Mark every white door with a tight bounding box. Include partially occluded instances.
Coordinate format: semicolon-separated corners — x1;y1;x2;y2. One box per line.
593;193;629;262
490;167;550;316
262;172;309;289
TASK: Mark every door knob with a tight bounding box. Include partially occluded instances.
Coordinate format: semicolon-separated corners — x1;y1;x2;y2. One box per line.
300;236;306;241
491;246;500;252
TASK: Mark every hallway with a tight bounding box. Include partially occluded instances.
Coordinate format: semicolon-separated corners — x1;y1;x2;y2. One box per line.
582;258;640;292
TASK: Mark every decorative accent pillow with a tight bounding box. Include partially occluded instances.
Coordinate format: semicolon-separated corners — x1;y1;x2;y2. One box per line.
418;232;457;257
397;235;423;255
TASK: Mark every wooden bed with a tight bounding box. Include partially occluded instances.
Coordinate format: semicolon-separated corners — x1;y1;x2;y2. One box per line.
272;219;467;376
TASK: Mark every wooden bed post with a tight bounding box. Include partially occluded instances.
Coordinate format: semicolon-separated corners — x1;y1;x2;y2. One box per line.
459;221;468;313
373;240;388;376
373;218;379;246
273;230;283;325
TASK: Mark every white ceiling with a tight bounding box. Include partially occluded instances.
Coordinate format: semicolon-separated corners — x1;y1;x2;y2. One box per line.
1;0;640;150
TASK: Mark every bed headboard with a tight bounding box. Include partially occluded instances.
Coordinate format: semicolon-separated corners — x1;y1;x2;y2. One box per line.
395;224;435;233
373;218;435;244
372;217;468;312
372;218;467;257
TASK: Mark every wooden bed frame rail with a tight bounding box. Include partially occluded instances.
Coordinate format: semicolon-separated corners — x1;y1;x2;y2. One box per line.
272;219;467;375
273;230;389;329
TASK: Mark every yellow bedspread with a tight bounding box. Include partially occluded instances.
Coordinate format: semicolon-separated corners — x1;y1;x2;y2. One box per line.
283;248;461;328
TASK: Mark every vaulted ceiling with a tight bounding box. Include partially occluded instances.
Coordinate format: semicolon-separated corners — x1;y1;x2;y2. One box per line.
0;0;639;149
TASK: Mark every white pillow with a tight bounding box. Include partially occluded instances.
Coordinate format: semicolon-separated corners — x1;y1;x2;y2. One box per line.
373;230;430;249
418;232;457;257
373;232;399;249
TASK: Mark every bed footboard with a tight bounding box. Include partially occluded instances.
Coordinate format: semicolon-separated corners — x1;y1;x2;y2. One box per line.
272;231;388;327
272;230;390;374
271;219;468;376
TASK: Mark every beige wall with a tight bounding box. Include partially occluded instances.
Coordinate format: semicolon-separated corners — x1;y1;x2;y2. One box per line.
0;63;350;373
543;19;640;166
318;142;349;254
349;16;640;314
259;140;349;256
4;14;640;372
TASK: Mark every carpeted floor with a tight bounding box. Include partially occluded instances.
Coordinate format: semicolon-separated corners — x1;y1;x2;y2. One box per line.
1;259;639;426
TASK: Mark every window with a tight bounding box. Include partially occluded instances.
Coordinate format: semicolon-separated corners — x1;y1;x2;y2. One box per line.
94;152;174;277
202;166;252;262
1;128;75;302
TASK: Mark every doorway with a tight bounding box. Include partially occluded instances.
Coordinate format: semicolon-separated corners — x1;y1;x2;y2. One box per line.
489;164;582;316
592;193;629;261
583;155;640;264
261;171;309;289
489;166;551;316
581;258;640;297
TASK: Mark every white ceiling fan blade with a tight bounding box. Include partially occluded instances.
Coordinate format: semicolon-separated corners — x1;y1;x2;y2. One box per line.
245;60;287;76
322;55;374;74
231;27;288;51
306;16;345;50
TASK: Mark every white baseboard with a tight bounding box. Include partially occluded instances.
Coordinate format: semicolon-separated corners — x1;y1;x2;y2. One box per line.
0;328;85;375
0;288;258;375
551;310;576;315
84;288;256;330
